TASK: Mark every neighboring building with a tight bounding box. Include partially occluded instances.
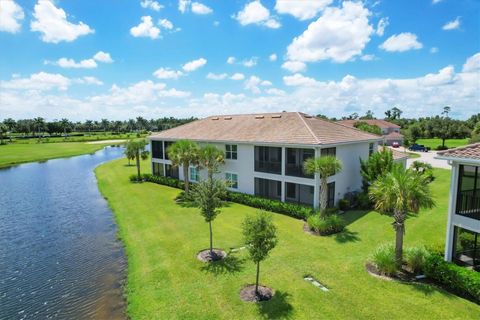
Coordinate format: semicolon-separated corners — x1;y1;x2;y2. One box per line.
149;112;381;209
337;119;403;146
436;143;480;270
379;146;409;168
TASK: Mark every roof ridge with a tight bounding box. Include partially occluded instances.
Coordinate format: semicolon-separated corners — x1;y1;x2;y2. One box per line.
296;112;321;145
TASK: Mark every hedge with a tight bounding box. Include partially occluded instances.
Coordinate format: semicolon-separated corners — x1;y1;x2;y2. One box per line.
134;173;314;220
424;253;480;303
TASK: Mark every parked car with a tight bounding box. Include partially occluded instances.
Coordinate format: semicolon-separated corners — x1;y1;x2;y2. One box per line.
392;141;400;148
409;144;428;152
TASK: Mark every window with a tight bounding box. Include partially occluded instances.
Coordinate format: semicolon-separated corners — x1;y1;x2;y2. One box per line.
321;147;336;157
286;182;296;199
327;182;335;208
189;167;199;182
254;178;281;200
152;141;164;159
456;165;480;220
369;143;374;156
285;148;314;178
165;164;179;179
153;162;164;176
225;173;238;189
254;146;282;174
226;144;238;160
164;141;174;160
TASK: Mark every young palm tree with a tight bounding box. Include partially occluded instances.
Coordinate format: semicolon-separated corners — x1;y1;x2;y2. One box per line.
167;140;200;195
0;123;8;145
304;155;342;216
126;140;150;180
369;165;435;269
198;144;225;181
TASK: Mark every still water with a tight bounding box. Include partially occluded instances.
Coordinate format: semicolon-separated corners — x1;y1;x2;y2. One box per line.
0;147;126;319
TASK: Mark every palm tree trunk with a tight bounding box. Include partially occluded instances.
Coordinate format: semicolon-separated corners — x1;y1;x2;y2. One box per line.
320;178;328;217
393;210;405;270
136;153;141;180
255;261;260;296
209;221;213;258
183;165;189;195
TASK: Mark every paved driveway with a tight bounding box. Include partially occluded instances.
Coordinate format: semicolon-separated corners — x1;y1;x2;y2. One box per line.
405;149;451;169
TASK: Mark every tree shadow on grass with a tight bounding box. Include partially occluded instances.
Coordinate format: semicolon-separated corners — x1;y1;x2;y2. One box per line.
256;291;293;320
334;228;360;243
341;210;370;226
200;254;245;275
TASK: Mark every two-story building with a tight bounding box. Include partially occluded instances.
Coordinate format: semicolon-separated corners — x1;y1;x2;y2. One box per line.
437;143;480;270
149;112;381;209
337;119;403;146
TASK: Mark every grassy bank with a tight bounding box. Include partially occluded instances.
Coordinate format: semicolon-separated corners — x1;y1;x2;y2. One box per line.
96;158;480;319
0;142;115;168
417;138;469;150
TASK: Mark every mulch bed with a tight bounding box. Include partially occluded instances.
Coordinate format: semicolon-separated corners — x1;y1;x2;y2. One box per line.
196;248;227;262
240;285;274;302
365;261;419;282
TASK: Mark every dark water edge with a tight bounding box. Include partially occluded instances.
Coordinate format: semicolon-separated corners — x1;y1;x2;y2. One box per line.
0;147;127;320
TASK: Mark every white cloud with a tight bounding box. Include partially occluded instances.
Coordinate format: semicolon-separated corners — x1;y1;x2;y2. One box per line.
266;88;286;95
130;16;160;39
30;0;94;43
0;0;24;33
269;53;277;61
261;80;272;86
191;2;213;14
56;58;97;69
442;17;461;31
153;67;183;79
178;0;190;13
244;75;262;93
213;21;220;27
283;73;318;86
421;66;456;86
430;47;439;54
230;73;245;80
227;56;236;64
78;76;104;86
159;88;191;98
140;0;163;11
1;72;71;91
158;18;173;30
463;52;480;72
360;54;375;61
274;0;332;20
376;17;389;36
286;1;373;63
379;32;422;52
234;1;281;29
93;51;114;63
282;61;306;73
182;58;207;71
206;72;228;80
243;57;257;67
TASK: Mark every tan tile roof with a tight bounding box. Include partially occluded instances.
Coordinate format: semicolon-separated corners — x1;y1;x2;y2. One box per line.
150;112;381;146
379;146;409;161
337;119;401;129
383;131;404;139
437;143;480;160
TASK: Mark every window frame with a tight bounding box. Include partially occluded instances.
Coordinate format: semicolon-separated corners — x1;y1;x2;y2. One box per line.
189;166;199;182
225;144;238;160
225;172;238;189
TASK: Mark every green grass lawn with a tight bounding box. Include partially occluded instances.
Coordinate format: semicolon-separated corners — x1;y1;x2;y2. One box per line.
8;132;143;144
417;138;469;150
96;159;480;319
0;142;114;168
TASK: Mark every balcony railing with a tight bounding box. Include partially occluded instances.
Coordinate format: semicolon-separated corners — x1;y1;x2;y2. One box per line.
255;161;281;174
285;163;313;179
456;190;480;220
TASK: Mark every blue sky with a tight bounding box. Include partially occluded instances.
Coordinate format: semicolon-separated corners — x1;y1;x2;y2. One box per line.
0;0;478;120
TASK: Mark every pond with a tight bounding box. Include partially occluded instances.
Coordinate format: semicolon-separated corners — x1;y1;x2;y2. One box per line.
0;147;126;319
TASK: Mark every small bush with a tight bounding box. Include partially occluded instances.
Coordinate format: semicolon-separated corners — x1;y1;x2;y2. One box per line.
405;246;429;274
435;145;449;151
357;192;372;210
338;198;350;211
424;253;480;303
371;244;397;276
307;214;346;235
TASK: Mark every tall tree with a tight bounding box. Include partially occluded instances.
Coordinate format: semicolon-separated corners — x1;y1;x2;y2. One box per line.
85;120;93;135
304;156;342;216
198;144;225;181
242;212;277;297
192;178;227;260
369;165;435;269
359;110;375;120
33;117;45;140
60;118;70;138
360;148;394;192
126;140;150;180
167;140;200;195
101;118;110;132
442;106;451;118
0;123;8;145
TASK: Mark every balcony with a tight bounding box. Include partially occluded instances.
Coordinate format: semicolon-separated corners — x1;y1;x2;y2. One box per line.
255;161;281;175
285;163;313;178
456;190;480;220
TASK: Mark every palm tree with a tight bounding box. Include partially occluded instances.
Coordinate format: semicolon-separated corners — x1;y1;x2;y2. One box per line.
167;140;200;195
369;165;435;269
198;144;225;181
60;118;70;139
85;120;93;135
33;117;45;141
126;140;150;180
304;155;342;216
101;119;110;132
0;123;8;145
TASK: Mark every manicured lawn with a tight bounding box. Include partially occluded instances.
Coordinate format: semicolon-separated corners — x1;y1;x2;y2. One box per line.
96;159;480;319
417;138;469;150
0;142;114;168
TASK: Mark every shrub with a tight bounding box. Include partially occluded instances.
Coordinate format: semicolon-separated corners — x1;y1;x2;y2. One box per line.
338;198;350;211
435;145;449;151
405;246;429;273
371;244;397;276
307;214;346;235
424;253;480;303
357;192;372;210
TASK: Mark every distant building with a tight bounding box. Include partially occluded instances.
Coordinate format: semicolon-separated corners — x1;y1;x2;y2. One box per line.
436;143;480;270
337;119;403;146
149;112;381;209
